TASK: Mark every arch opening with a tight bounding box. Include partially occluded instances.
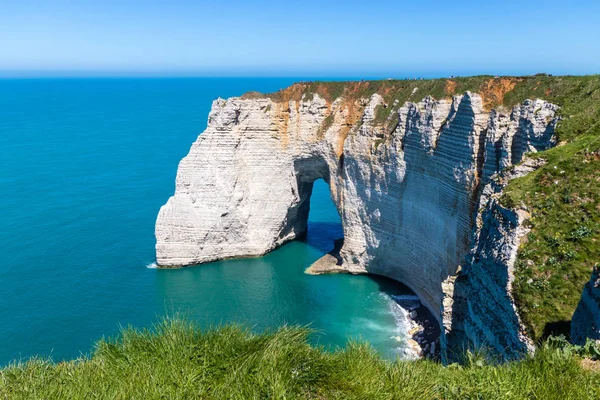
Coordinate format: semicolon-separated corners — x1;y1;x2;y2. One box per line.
303;178;344;257
285;156;345;266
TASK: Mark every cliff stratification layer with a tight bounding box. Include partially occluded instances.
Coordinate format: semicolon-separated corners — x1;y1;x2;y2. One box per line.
156;82;559;360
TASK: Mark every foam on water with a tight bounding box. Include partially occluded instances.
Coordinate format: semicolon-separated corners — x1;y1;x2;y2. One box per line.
384;294;411;335
146;262;158;269
352;317;393;332
379;292;426;359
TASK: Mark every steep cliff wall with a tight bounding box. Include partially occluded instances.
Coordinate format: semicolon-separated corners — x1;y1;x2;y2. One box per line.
155;82;559;360
442;159;547;359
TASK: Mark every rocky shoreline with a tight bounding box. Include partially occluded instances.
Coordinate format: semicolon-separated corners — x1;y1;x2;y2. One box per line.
403;299;441;360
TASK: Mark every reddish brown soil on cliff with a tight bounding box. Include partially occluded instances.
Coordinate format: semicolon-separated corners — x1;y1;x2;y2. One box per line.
478;78;519;110
445;80;457;96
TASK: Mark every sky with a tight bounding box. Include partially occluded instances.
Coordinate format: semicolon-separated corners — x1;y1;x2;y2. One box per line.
1;0;599;77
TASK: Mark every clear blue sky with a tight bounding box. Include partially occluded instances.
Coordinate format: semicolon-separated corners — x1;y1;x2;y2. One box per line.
1;0;599;77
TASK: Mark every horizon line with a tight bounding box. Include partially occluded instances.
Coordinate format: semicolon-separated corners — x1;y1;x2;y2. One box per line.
1;73;599;81
1;67;598;80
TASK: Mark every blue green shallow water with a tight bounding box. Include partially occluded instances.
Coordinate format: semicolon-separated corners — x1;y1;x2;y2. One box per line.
0;78;422;366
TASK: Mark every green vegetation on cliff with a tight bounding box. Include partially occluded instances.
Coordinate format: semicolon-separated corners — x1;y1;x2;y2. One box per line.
1;318;599;399
501;75;600;340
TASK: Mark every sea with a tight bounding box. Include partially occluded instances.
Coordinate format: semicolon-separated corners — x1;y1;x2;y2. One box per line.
0;78;426;366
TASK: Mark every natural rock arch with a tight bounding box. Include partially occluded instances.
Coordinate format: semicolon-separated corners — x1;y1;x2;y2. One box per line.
280;156;337;243
156;91;558;360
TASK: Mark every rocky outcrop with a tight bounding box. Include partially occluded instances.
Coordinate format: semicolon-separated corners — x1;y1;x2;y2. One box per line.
571;266;600;345
155;85;559;360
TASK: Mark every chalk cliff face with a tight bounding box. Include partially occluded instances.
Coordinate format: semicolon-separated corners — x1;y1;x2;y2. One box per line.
571;267;600;345
442;159;547;358
155;85;558;360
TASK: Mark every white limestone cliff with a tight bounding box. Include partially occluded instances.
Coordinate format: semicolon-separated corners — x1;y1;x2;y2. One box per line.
155;86;559;360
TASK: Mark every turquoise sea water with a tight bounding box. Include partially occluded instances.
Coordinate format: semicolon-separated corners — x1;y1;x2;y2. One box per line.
0;78;423;366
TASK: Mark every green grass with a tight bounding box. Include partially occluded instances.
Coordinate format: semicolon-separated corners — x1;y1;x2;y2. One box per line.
1;317;599;399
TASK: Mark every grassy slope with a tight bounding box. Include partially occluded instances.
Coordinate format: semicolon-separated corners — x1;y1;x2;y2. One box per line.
501;76;600;340
1;319;599;400
250;75;600;341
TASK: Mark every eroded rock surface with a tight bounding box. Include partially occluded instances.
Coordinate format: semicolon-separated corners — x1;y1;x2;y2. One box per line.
155;87;559;360
442;159;547;360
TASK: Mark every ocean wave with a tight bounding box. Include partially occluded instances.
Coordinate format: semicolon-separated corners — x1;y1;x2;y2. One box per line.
146;262;158;269
378;293;411;335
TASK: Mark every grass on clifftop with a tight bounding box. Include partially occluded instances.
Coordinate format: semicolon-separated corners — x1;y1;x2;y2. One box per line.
1;318;599;400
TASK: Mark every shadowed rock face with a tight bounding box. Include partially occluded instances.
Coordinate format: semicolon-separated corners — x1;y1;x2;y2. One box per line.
155;89;558;360
571;267;600;345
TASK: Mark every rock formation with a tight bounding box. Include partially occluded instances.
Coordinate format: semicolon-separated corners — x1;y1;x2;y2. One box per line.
571;266;600;345
155;84;559;360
